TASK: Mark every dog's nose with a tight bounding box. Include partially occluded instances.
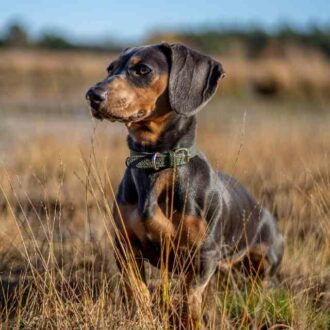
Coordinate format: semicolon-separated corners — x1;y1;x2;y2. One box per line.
85;87;107;105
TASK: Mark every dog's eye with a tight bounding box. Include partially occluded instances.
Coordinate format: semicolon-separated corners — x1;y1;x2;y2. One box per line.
133;63;152;76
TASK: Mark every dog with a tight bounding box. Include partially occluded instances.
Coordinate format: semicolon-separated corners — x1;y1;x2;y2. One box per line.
86;42;284;328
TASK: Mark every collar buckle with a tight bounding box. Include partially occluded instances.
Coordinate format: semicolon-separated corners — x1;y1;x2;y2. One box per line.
126;146;196;170
152;152;160;170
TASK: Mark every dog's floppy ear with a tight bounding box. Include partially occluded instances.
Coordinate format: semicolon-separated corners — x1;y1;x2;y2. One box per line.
159;42;225;116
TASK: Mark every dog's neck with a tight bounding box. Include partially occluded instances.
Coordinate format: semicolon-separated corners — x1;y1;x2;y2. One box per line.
127;113;196;153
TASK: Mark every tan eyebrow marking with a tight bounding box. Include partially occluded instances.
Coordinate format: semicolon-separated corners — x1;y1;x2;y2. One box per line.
129;56;142;66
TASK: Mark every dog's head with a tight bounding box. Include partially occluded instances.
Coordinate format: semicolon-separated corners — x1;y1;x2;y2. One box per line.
86;43;225;123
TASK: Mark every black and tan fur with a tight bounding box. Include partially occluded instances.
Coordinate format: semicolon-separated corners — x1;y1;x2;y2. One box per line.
86;42;284;328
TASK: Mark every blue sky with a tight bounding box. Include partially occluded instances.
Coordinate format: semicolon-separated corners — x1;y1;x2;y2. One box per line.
0;0;329;42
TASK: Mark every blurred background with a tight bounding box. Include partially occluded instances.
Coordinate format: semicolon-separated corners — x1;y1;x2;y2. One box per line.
0;0;329;156
0;1;329;328
0;0;330;153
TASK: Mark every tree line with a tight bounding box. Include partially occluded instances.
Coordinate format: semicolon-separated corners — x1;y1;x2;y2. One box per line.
1;20;329;58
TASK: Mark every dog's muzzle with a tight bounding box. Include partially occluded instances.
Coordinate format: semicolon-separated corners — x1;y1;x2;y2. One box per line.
86;87;107;117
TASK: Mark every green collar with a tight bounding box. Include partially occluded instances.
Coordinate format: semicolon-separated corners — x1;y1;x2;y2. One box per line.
125;145;198;170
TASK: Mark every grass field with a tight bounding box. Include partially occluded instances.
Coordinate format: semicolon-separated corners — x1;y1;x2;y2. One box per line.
0;50;329;329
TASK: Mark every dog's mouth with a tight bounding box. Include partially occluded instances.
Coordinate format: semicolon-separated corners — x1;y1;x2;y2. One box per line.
90;107;104;120
89;104;147;123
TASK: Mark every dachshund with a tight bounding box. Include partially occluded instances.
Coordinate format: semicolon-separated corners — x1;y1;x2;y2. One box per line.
86;42;284;328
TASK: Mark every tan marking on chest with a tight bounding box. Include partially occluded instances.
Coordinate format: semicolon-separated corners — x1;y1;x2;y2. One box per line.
115;203;207;249
114;204;145;241
115;203;175;243
143;209;207;248
173;213;207;247
144;206;176;241
115;171;207;247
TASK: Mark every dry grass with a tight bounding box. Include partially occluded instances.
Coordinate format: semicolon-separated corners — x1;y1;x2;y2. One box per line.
0;97;329;328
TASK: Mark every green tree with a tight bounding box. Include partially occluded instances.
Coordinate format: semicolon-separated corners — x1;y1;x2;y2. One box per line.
4;21;29;47
37;33;74;49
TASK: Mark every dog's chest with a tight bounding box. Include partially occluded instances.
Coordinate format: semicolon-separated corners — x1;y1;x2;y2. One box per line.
116;169;207;253
119;202;207;249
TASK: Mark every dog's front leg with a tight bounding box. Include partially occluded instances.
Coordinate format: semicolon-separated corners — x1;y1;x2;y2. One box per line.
114;236;151;314
180;252;218;330
113;201;151;313
181;276;209;330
